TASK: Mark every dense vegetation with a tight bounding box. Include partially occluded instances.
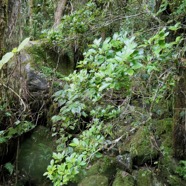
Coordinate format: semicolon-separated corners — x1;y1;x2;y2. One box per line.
0;0;186;185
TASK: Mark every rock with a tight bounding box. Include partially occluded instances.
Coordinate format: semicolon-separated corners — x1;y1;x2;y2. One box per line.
168;175;186;186
0;39;74;185
152;118;173;138
86;156;117;178
78;175;108;186
27;41;74;76
135;168;164;186
122;126;159;165
112;170;135;186
158;155;184;185
26;65;49;92
116;152;132;173
136;168;153;186
151;176;164;186
5;40;74;101
18;126;55;185
75;156;116;186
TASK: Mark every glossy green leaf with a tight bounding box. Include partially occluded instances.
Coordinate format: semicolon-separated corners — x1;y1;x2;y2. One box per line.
4;163;14;175
17;37;30;52
99;83;110;91
132;62;143;70
169;23;181;31
0;52;14;70
126;69;134;76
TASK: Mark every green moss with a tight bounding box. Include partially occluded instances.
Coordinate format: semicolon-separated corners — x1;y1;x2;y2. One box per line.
168;175;186;186
155;118;173;155
124;126;158;165
26;41;74;76
75;156;116;184
18;126;55;184
78;175;108;186
47;103;59;127
159;155;178;183
112;170;135;186
153;118;173;137
136;169;153;186
86;156;117;178
122;118;173;166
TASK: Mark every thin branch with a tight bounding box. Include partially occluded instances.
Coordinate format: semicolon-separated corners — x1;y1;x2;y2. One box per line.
142;1;163;25
0;82;27;112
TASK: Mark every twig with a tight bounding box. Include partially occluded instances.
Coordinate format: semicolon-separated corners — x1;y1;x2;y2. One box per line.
142;1;163;25
0;82;27;112
15;138;19;185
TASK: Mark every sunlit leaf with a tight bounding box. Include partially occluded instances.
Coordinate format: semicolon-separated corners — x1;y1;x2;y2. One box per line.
0;52;14;70
4;163;14;175
169;22;181;31
126;69;134;76
132;62;143;70
12;48;18;53
99;83;110;91
17;37;30;52
93;38;102;46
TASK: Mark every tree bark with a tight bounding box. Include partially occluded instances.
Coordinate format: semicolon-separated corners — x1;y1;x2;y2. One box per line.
0;0;7;57
173;64;186;159
5;0;21;50
29;0;34;33
54;0;67;28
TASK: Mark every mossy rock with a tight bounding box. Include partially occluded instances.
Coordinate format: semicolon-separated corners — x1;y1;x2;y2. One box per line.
167;175;186;186
123;126;159;165
116;153;133;173
27;40;74;76
78;175;108;186
135;168;164;186
76;156;116;185
18;126;55;184
6;42;50;100
152;118;173;137
136;169;153;186
6;40;74;100
86;156;117;178
112;170;135;186
158;155;185;185
153;118;173;154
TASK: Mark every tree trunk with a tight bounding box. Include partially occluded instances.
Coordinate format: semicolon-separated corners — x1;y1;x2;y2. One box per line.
0;0;7;57
173;64;186;159
5;0;21;50
29;0;33;32
54;0;67;28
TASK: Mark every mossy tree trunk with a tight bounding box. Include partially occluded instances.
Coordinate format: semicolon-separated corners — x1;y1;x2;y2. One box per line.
174;65;186;159
0;0;7;58
4;0;22;50
29;0;34;36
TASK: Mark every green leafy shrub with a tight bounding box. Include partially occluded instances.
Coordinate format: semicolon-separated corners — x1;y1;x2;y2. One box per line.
48;2;103;50
23;0;55;39
47;0;128;55
45;26;181;185
176;160;186;180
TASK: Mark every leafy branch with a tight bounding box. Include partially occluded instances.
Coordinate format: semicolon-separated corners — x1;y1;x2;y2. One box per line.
45;25;181;185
